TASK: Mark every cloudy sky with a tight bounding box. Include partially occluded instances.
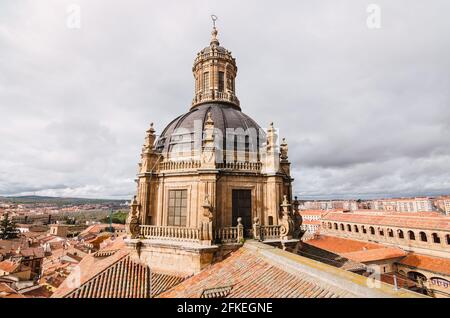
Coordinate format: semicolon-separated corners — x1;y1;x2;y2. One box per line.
0;0;449;200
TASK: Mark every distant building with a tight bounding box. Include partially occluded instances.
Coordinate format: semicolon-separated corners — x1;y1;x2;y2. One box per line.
321;211;450;259
300;210;323;240
370;197;433;213
299;200;358;211
304;235;450;298
49;224;69;238
432;196;450;215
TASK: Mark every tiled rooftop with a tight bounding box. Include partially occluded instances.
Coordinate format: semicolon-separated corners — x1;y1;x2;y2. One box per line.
299;242;367;272
52;238;425;299
323;212;449;231
302;220;322;225
306;235;407;263
341;247;407;263
307;235;384;254
0;283;25;298
160;241;423;298
300;210;324;216
0;260;20;273
52;237;186;298
159;248;352;298
399;253;450;276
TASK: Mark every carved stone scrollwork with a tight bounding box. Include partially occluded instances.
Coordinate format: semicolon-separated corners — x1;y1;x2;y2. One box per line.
279;195;294;240
280;138;288;161
201;195;213;244
292;196;303;239
126;195;141;239
202;194;213;220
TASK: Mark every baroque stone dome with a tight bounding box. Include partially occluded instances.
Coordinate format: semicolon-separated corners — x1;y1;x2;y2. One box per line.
155;26;266;162
155;103;265;158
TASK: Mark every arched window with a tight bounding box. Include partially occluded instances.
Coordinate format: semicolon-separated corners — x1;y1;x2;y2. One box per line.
347;224;352;232
388;229;394;237
370;227;375;235
408;231;416;240
432;233;440;244
419;232;427;242
334;223;338;230
329;222;333;229
202;72;210;91
379;228;384;236
340;224;344;231
354;225;359;233
446;234;450;245
408;271;427;284
218;71;225;91
398;229;404;239
362;226;367;234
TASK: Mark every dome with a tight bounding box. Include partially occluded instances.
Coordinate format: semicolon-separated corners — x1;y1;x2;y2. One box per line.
199;44;228;54
155;25;265;162
155;103;265;160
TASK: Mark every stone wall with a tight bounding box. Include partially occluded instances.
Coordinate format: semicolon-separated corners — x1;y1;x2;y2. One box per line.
321;220;450;258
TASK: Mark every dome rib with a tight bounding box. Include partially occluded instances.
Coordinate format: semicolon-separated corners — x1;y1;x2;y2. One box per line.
156;103;265;160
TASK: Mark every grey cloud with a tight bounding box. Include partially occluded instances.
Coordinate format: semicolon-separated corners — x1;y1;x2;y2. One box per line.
0;0;449;199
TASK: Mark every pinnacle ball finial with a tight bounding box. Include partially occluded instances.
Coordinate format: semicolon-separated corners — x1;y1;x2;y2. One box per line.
206;111;214;126
147;122;155;135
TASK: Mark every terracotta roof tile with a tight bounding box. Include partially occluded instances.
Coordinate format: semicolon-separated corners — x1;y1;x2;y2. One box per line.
0;260;20;273
399;253;450;276
159;248;352;298
21;285;53;298
299;242;366;272
20;247;45;258
341;247;407;263
52;237;185;298
303;220;321;225
300;210;324;216
306;235;384;254
60;255;185;298
0;283;25;298
306;236;407;263
323;212;449;231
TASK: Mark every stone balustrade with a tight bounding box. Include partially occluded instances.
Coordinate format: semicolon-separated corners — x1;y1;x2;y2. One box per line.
140;225;201;243
259;225;282;241
192;90;240;107
194;51;234;63
215;226;240;243
157;159;262;173
159;160;202;172
140;221;244;245
217;161;262;172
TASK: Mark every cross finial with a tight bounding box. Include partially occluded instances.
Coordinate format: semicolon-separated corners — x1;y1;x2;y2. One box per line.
211;14;218;28
210;15;219;46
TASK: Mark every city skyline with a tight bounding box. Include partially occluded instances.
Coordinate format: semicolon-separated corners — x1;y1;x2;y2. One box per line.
1;0;450;199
